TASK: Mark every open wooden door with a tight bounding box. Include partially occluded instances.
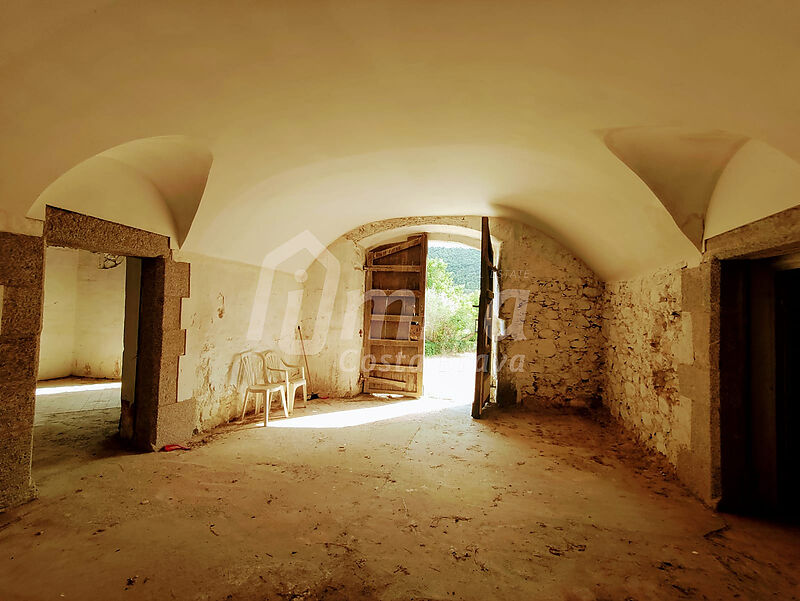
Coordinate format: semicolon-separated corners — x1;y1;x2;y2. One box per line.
472;217;494;418
362;234;427;396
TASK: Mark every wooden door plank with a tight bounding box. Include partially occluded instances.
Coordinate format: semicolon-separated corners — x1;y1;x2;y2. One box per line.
370;315;416;322
367;375;407;388
362;245;375;393
370;237;423;261
415;234;427;396
367;337;417;345
366;363;421;373
365;265;421;272
473;217;493;418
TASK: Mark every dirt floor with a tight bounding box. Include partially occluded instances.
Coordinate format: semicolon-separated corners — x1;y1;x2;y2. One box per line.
2;393;799;600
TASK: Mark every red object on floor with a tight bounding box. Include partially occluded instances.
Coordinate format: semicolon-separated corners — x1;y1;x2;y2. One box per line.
161;444;190;452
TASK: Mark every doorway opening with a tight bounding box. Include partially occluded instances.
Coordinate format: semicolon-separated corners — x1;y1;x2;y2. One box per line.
719;253;800;519
34;247;134;468
422;241;480;402
362;234;428;397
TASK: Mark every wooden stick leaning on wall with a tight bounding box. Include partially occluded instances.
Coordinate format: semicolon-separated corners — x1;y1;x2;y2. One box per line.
298;325;319;400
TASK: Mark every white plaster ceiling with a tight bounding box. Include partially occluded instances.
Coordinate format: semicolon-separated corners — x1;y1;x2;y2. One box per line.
2;1;800;279
28;136;211;246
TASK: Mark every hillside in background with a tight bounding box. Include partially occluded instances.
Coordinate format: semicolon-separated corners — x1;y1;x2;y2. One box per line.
428;245;480;291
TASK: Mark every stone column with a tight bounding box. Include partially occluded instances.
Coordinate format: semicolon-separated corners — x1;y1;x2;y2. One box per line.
0;233;44;509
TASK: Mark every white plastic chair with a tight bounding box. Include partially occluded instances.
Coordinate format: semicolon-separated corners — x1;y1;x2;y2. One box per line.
263;351;307;414
237;351;288;425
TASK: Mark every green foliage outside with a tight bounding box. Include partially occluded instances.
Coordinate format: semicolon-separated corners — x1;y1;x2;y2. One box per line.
427;246;480;291
425;256;479;356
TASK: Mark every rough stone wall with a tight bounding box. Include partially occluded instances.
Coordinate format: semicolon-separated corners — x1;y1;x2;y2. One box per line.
492;218;604;407
317;216;606;403
602;267;694;463
0;232;44;508
602;262;717;502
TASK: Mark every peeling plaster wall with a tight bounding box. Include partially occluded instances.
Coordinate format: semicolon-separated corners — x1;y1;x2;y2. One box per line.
176;251;298;430
492;218;604;406
603;268;691;461
602;263;716;502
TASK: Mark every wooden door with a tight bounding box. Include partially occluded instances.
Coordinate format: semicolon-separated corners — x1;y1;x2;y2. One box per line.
362;234;427;396
472;217;494;418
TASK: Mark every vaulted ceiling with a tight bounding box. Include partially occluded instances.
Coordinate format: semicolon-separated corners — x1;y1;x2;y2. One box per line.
2;1;799;279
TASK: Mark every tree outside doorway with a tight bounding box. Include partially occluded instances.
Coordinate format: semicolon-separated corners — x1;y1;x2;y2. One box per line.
423;243;480;401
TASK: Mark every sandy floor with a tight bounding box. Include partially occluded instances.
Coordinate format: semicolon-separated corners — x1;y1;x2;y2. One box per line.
2;392;799;600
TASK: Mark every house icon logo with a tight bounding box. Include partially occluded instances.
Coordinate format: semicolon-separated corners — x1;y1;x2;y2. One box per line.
247;230;340;356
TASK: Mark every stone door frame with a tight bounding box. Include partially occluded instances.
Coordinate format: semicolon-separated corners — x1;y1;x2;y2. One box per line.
0;207;193;509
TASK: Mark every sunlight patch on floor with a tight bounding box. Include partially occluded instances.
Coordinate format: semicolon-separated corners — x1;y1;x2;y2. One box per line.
36;381;122;396
268;396;471;429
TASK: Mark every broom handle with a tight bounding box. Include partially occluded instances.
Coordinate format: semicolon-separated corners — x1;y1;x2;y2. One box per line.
298;326;313;391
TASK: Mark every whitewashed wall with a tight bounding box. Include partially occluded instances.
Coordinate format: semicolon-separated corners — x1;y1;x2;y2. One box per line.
72;251;126;378
38;247;125;380
38;247;79;380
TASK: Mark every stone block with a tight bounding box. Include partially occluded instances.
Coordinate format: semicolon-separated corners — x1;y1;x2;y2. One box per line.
164;260;190;298
162;297;183;331
0;381;36;437
0;285;43;340
0;337;40;383
45;207;169;258
681;264;710;311
158;361;179;407
0;381;36;510
0;233;43;288
154;398;198;449
678;363;708;402
163;329;187;358
536;340;557;358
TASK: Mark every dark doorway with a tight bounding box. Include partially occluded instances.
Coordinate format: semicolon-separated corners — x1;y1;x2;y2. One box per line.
720;255;800;519
774;263;800;515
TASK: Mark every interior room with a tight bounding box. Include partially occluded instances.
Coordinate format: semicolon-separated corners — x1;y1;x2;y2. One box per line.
1;2;799;600
36;248;125;418
34;246;128;469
